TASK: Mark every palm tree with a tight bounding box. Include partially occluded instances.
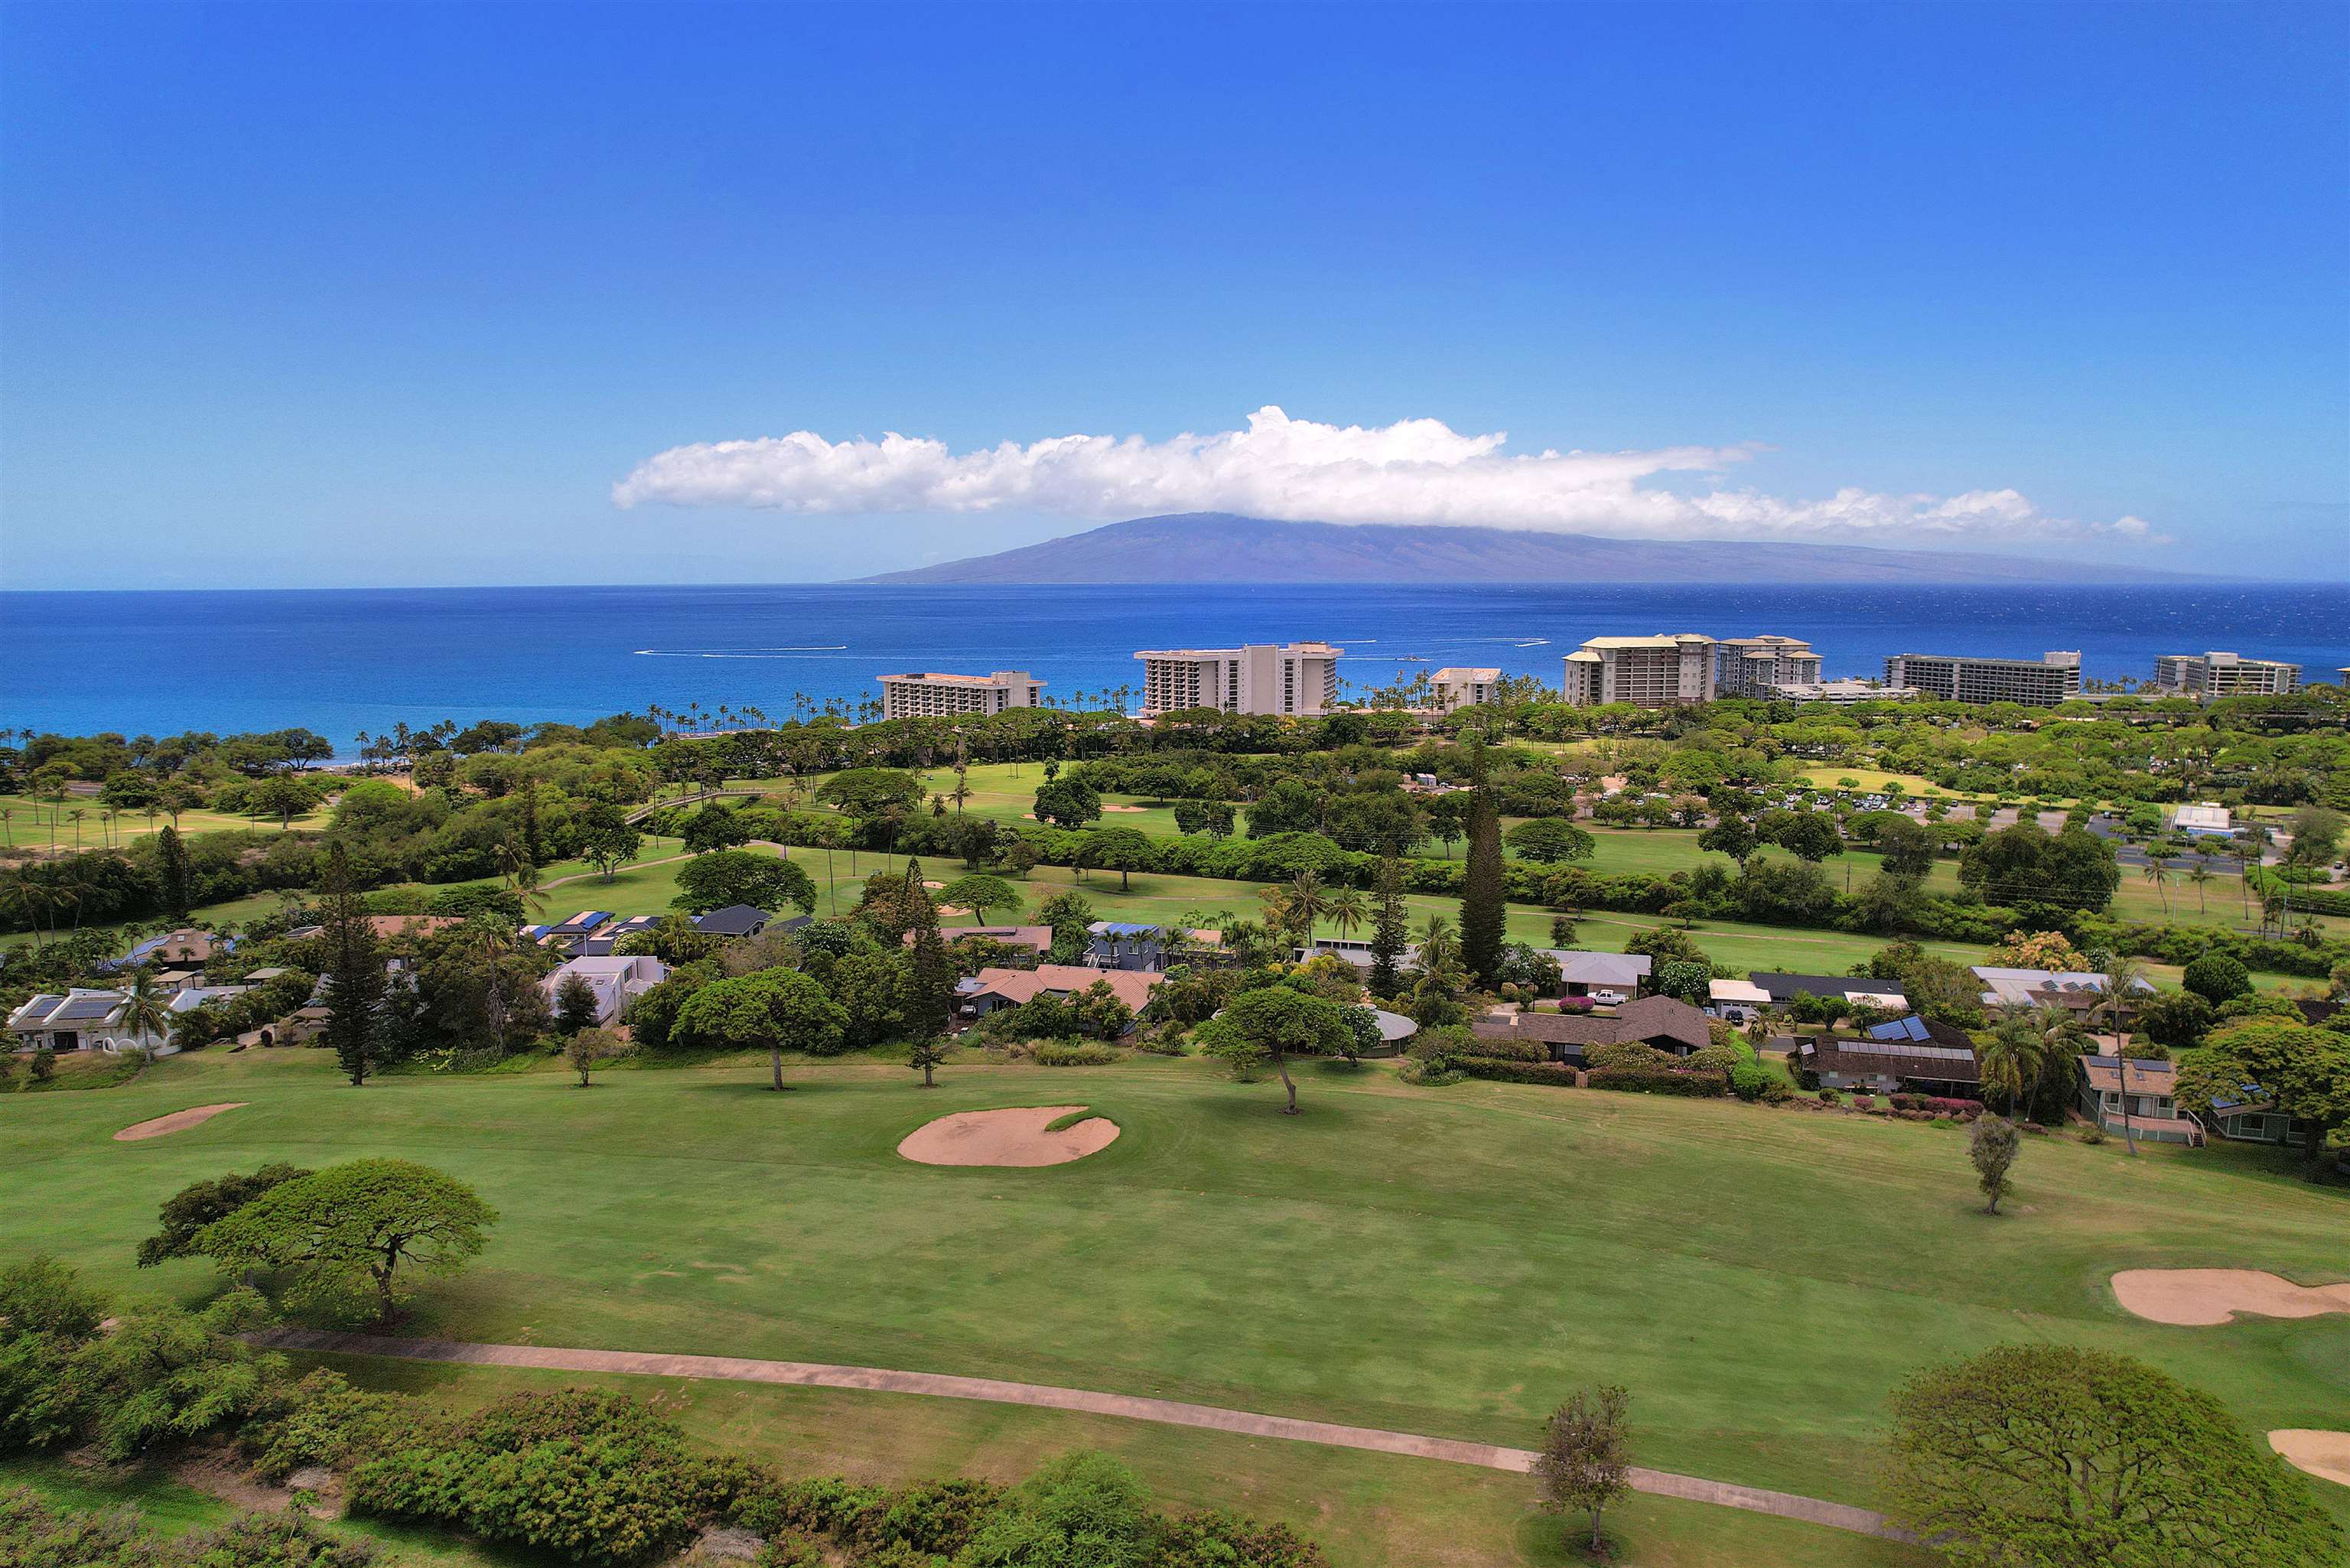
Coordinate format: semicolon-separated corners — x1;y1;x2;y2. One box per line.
2083;957;2150;1154
1416;912;1457;971
2187;860;2212;915
2141;854;2170;916
67;808;86;853
118;968;175;1053
1284;872;1330;941
1976;1012;2042;1120
1325;888;1367;942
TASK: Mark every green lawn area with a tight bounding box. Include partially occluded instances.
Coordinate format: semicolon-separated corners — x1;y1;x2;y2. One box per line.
0;793;332;851
5;1048;2343;1564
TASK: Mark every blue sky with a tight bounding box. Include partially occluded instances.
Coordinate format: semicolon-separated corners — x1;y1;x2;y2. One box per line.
2;1;2343;588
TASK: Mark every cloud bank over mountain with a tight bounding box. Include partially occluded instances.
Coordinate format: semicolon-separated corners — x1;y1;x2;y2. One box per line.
614;405;2158;545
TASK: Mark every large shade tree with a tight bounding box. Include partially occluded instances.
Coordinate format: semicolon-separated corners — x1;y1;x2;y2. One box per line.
1887;1344;2340;1567
2177;1020;2350;1180
197;1159;496;1322
1194;985;1356;1115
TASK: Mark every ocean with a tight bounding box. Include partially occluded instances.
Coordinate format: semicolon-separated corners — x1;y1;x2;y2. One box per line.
0;581;2343;747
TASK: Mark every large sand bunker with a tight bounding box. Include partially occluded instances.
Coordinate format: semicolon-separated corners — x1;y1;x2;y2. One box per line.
2111;1269;2350;1327
897;1104;1118;1167
2270;1431;2350;1489
114;1102;247;1142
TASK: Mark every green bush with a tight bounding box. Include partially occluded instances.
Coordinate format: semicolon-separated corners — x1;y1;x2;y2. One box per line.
1460;1033;1547;1062
350;1391;723;1565
1033;1041;1119;1066
2182;953;2251;1006
1452;1057;1580;1088
1587;1066;1729;1098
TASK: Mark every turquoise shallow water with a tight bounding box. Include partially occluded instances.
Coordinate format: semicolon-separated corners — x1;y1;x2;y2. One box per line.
0;581;2342;745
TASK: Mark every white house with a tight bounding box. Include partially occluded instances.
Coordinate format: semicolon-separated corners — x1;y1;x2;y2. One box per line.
541;955;668;1026
8;984;248;1058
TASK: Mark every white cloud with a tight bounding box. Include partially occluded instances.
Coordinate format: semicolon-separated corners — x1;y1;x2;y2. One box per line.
613;405;2158;545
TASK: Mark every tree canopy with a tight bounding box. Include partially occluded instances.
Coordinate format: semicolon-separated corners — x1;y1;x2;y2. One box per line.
195;1159;496;1321
1887;1343;2341;1568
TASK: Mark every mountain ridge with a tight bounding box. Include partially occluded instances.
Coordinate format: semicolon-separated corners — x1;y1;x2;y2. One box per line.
853;513;2205;584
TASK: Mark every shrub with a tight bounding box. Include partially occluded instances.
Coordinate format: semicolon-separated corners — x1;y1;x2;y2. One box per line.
350;1391;713;1565
1462;1034;1547;1062
1033;1041;1118;1066
2182;953;2251;1006
244;1369;408;1481
1587;1067;1729;1098
1729;1062;1772;1101
1452;1057;1582;1088
1816;1088;1841;1104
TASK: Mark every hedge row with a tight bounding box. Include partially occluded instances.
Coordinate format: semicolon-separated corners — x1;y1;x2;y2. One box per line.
1452;1057;1582;1088
1586;1066;1730;1098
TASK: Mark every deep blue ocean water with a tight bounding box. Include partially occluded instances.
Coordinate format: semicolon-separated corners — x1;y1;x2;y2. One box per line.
0;582;2342;748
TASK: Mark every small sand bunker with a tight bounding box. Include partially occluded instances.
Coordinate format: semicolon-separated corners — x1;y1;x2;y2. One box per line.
2111;1269;2350;1327
114;1102;247;1142
2270;1431;2350;1489
897;1104;1118;1167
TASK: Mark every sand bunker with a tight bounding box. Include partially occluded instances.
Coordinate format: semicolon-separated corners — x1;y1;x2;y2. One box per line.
2111;1269;2350;1327
114;1102;247;1142
2270;1431;2350;1489
897;1104;1118;1167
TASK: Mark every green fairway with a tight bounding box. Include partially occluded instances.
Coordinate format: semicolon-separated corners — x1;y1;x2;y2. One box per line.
7;1047;2344;1563
0;793;332;850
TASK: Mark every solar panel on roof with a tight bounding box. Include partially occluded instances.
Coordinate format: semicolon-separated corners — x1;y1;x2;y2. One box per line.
50;996;123;1021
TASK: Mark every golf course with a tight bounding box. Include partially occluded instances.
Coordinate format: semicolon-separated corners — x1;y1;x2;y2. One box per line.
5;1038;2344;1565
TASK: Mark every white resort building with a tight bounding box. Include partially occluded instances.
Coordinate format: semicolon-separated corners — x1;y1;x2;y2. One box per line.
877;671;1046;721
1134;642;1343;717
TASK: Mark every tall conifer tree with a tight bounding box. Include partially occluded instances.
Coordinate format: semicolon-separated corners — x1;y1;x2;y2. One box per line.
1460;743;1505;987
320;843;384;1087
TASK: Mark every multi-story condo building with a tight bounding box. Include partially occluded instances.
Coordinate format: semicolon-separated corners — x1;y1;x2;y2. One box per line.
1430;666;1502;709
1134;642;1343;717
2151;652;2303;699
1882;650;2081;707
1714;635;1823;698
1560;634;1717;708
877;670;1045;721
1767;678;1918;705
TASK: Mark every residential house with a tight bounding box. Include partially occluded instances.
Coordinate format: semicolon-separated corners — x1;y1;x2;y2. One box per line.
365;914;463;942
912;925;1053;960
1974;967;2152;1019
8;983;250;1058
1085;921;1227;971
689;904;783;939
1471;994;1711;1067
1748;973;1909;1012
2197;1076;2316;1147
578;914;662;956
953;965;1161;1030
2075;1055;2202;1145
1706;978;1773;1026
1791;1016;1981;1097
540;954;669;1026
102;927;224;974
1539;950;1649;1004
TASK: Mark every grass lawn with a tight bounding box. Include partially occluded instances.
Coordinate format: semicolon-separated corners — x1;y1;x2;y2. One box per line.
6;1048;2344;1564
0;794;332;851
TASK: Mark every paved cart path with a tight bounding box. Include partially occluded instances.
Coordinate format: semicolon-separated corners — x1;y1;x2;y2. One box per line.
257;1329;1908;1541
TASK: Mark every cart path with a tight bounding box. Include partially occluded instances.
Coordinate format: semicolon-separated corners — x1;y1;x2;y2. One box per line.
256;1329;1907;1541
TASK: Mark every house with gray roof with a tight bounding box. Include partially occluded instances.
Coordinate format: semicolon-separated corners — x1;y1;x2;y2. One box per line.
1538;950;1650;1003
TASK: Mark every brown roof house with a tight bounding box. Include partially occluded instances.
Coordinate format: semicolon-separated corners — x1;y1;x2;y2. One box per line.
954;965;1162;1030
1791;1016;1981;1098
1473;994;1711;1066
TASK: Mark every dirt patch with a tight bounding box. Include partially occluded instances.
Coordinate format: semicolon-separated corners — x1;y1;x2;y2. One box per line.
2110;1269;2350;1326
2270;1430;2350;1488
113;1102;247;1142
897;1104;1119;1167
1101;802;1147;812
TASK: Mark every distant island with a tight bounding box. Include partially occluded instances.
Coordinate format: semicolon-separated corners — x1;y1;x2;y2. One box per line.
854;512;2205;585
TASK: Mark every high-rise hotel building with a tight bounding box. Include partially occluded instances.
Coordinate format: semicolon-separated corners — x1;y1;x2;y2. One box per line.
1134;642;1343;717
877;670;1046;721
1882;650;2081;707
